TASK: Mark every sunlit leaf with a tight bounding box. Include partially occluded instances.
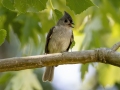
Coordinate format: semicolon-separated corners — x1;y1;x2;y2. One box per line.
0;29;6;46
0;73;13;84
81;11;111;49
100;0;120;23
14;0;47;13
98;64;120;86
38;9;55;33
81;63;89;80
11;14;41;46
66;0;94;14
70;40;75;49
1;0;47;13
5;70;42;90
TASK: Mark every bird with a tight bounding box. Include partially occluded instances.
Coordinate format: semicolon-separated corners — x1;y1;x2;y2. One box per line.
42;11;74;82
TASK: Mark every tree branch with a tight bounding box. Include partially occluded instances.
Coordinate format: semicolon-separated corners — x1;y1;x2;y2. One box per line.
111;42;120;51
0;42;120;72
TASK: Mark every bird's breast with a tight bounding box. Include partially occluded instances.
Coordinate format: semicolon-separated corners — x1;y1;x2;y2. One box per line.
48;26;72;53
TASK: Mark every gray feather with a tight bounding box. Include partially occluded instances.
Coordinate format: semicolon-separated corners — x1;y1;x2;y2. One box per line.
42;66;54;82
43;11;74;82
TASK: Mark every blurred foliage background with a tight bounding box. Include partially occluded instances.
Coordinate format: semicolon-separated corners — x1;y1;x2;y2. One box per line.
0;0;120;90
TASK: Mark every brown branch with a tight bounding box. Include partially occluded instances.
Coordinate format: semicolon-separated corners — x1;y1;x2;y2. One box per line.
111;42;120;51
0;42;120;72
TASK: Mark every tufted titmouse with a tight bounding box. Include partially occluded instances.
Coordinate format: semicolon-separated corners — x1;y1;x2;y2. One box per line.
42;11;74;82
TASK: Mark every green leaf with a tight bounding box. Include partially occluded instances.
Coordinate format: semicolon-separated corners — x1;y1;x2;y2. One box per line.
0;29;6;46
80;63;89;80
70;40;75;49
1;0;47;13
66;0;94;14
51;9;63;24
14;0;47;13
5;70;42;90
38;9;55;33
109;0;120;9
11;14;41;46
100;0;120;23
1;0;15;11
53;9;63;22
3;11;17;42
98;64;120;86
80;11;111;49
0;72;13;84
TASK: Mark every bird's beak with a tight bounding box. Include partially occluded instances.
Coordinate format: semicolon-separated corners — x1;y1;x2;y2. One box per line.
71;22;74;25
69;22;74;28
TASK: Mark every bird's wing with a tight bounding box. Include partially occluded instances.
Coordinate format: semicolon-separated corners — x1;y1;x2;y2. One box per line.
66;31;74;51
45;27;55;54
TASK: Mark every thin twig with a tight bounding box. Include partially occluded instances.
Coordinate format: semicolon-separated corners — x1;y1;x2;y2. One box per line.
111;42;120;51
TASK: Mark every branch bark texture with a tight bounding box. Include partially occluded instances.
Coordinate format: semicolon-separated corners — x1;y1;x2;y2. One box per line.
0;42;120;72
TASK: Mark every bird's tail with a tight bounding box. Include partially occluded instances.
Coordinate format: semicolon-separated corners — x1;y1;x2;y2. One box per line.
42;66;54;82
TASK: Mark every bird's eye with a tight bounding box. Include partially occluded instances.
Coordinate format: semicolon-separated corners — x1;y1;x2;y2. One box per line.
64;19;68;23
70;20;72;23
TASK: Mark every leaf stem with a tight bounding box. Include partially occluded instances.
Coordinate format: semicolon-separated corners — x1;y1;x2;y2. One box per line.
49;0;54;10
